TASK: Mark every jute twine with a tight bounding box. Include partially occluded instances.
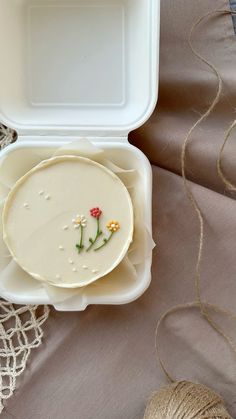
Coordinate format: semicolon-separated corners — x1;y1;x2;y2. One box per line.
144;381;231;419
144;9;236;419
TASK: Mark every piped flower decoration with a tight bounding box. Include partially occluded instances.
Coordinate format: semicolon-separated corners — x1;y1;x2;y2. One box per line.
73;214;87;229
90;207;102;219
71;209;120;253
95;220;120;251
86;207;103;252
72;214;87;253
107;221;120;233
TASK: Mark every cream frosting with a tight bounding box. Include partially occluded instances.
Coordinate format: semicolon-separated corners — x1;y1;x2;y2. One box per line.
2;155;133;288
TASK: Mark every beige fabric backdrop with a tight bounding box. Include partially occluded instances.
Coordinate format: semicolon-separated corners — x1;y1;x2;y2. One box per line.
3;0;236;418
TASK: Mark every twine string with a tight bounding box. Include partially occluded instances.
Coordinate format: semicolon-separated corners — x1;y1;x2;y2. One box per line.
155;9;236;383
217;118;236;192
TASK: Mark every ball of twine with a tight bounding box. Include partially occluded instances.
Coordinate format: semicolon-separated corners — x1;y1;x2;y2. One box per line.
144;381;232;419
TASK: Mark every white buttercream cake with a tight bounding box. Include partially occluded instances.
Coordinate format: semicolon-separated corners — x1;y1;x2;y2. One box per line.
2;156;133;288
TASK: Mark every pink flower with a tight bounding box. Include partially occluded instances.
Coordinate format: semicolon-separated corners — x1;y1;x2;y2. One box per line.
90;207;102;219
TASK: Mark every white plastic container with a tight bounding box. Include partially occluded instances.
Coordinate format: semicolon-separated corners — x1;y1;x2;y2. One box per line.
0;0;160;308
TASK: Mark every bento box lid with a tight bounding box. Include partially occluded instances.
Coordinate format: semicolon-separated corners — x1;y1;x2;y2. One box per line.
0;0;159;138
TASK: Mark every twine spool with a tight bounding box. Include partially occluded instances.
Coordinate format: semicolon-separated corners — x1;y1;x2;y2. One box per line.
144;381;232;419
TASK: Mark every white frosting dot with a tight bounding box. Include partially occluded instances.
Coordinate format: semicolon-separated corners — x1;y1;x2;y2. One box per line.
45;194;51;200
68;258;74;265
82;265;88;270
72;268;77;272
92;269;99;274
39;190;44;196
59;245;64;251
23;203;29;209
63;225;69;231
56;274;61;280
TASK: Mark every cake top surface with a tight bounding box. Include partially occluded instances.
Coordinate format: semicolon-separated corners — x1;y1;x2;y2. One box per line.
3;155;133;288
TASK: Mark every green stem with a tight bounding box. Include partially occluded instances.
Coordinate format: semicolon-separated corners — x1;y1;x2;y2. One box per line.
80;226;84;250
76;225;84;254
94;232;114;251
86;219;102;252
96;218;100;236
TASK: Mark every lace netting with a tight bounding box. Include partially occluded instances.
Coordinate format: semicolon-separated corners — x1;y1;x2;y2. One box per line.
0;124;50;412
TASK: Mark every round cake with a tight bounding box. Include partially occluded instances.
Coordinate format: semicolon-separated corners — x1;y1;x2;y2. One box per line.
2;155;133;288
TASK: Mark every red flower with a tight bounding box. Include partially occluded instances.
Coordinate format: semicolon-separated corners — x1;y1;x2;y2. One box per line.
90;207;102;219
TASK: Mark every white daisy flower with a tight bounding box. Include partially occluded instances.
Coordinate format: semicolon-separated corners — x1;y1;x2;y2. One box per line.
72;214;87;228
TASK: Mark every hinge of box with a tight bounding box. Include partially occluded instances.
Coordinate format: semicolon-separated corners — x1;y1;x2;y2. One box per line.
17;135;129;144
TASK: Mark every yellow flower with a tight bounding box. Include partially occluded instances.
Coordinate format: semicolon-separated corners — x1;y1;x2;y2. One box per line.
107;220;120;233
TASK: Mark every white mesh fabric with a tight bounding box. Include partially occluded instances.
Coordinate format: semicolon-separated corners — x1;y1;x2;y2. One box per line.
0;124;50;413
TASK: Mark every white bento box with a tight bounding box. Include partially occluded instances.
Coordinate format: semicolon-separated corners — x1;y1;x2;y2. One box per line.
0;0;159;308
